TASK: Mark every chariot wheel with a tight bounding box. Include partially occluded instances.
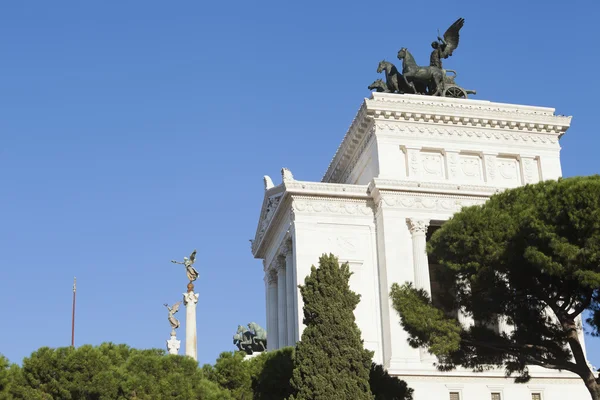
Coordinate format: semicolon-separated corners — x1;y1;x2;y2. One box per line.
444;86;468;99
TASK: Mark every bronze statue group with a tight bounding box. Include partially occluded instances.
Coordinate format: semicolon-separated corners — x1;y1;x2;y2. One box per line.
369;18;476;99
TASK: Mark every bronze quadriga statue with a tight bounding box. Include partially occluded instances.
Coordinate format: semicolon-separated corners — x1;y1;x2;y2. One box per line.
370;18;476;99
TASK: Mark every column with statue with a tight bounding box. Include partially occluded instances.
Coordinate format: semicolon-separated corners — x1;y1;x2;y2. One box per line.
164;301;181;355
171;250;200;361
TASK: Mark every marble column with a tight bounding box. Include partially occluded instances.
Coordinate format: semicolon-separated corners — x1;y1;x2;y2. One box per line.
407;218;434;363
277;258;288;348
407;218;431;294
497;315;509;335
267;269;279;350
284;244;296;346
183;287;199;360
457;279;474;330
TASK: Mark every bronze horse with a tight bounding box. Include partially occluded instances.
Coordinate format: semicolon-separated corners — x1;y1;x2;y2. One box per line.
397;48;445;96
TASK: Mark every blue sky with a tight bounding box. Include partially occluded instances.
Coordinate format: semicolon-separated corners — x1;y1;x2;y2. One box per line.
1;0;599;370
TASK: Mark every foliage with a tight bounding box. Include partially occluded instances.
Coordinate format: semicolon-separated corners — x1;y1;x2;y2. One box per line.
288;253;374;400
249;347;294;400
205;347;411;400
202;351;253;399
5;343;230;400
369;363;413;400
0;354;10;399
390;176;600;399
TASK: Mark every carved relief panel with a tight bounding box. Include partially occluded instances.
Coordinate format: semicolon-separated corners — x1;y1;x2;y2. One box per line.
458;154;483;183
420;151;445;181
495;156;522;187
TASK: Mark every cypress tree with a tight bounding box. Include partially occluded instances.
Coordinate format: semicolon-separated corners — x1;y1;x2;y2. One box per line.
289;253;374;400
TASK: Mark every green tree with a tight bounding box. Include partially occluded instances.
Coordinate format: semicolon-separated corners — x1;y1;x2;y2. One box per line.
390;176;600;400
202;351;252;399
0;354;10;399
7;343;230;400
368;363;413;400
289;254;373;400
250;347;294;400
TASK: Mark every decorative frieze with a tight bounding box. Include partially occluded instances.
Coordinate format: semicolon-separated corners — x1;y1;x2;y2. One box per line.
379;194;486;212
375;123;559;144
292;198;373;216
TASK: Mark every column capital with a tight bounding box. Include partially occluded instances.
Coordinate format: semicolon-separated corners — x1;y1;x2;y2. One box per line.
278;240;293;258
183;291;199;305
407;218;429;235
266;268;278;285
275;256;286;272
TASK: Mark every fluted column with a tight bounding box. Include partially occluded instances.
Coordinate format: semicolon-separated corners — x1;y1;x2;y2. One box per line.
457;279;474;330
408;218;434;363
284;244;296;346
407;218;431;294
497;315;509;335
267;269;279;350
276;258;287;348
183;289;199;360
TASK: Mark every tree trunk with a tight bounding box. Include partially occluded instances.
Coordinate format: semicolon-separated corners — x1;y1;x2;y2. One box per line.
563;320;600;400
583;376;600;400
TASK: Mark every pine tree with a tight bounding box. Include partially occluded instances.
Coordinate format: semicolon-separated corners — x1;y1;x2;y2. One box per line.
391;176;600;400
289;253;374;400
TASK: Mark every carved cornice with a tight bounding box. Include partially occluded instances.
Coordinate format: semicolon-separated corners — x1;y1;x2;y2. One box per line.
284;180;370;197
321;93;571;184
375;122;559;145
370;178;502;197
368;93;571;133
322;101;374;183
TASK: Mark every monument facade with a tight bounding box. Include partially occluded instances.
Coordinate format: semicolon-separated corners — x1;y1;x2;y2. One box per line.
251;92;590;399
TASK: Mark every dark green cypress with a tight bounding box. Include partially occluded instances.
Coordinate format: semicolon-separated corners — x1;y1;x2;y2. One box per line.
289;253;374;400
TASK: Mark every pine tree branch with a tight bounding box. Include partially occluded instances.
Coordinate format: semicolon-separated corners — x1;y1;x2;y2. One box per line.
461;337;578;374
522;356;579;374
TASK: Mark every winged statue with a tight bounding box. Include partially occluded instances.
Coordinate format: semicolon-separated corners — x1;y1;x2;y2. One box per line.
171;249;199;282
164;301;182;330
430;17;464;69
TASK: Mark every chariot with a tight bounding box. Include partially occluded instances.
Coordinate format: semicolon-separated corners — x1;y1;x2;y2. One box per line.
442;70;476;99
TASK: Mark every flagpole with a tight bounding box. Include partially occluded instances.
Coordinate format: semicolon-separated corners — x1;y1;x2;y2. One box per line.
71;277;76;347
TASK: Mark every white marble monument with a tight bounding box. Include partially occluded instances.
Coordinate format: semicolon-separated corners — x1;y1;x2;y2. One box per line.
251;93;590;399
171;250;200;361
183;288;199;360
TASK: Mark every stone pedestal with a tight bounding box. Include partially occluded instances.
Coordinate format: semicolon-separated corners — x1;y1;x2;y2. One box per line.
166;330;180;355
183;286;199;360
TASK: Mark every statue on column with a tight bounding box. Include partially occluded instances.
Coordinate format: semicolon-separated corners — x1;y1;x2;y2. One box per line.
171;249;199;283
164;301;181;331
164;301;182;355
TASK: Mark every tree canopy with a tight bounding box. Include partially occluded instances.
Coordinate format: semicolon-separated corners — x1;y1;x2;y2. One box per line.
289;254;374;400
4;343;230;400
390;176;600;400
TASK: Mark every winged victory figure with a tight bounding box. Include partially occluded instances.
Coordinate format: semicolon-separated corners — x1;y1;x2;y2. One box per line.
430;18;465;69
171;249;199;282
164;301;182;330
